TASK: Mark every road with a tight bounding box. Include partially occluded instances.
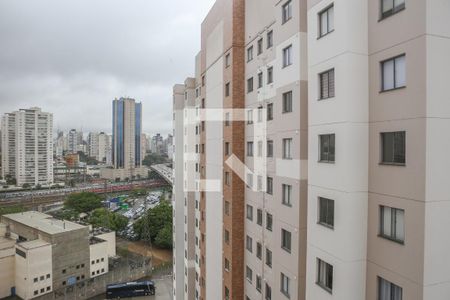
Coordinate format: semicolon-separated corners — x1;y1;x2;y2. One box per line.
88;274;173;300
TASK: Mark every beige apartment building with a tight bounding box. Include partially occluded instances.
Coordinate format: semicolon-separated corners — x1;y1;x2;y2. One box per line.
173;0;450;300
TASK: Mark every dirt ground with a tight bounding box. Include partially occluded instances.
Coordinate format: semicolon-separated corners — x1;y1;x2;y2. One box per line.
117;238;172;267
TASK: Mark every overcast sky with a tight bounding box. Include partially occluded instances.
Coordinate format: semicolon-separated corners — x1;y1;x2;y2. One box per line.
0;0;215;137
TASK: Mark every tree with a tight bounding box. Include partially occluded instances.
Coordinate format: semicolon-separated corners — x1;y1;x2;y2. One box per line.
154;223;172;248
142;153;167;167
64;192;103;213
134;201;172;249
89;208;128;232
0;206;25;216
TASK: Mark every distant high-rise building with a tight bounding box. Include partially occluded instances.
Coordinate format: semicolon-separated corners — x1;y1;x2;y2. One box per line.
1;107;53;186
88;132;110;163
67;129;83;154
101;98;147;180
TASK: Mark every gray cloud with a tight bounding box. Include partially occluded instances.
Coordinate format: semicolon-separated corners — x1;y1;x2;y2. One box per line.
0;0;214;136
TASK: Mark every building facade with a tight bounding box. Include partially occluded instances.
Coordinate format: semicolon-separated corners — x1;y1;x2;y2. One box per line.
174;0;450;299
101;98;147;180
88;132;110;163
1;107;54;187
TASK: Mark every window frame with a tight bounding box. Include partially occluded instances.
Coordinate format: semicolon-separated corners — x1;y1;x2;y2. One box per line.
267;103;273;121
282;0;293;24
247;46;254;62
247;77;254;93
282;138;293;160
319;134;335;163
380;131;406;166
267;30;273;49
282;91;293;113
318;197;335;229
257;38;263;55
318;68;335;100
318;4;335;38
379;205;405;244
378;276;403;300
282;45;293;68
380;0;405;20
280;273;290;298
380;54;406;92
281;228;292;253
316;258;333;293
282;184;292;207
267;66;274;84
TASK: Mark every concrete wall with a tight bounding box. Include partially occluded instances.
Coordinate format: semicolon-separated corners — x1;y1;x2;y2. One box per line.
89;241;108;278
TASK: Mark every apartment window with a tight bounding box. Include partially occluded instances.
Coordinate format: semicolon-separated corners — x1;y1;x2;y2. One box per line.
257;209;263;226
282;91;293;113
317;259;333;293
282;184;292;206
225;201;230;215
256;242;262;259
266;213;273;231
282;138;292;159
257;175;263;191
267;30;273;48
267;140;274;158
258;72;263;88
34;278;38;283
247;205;254;221
247;109;253;124
281;273;290;298
267;67;273;84
319;4;334;38
225;82;230;97
381;0;405;19
381;55;406;91
266;248;272;267
247;77;254;93
225;230;230;244
225;287;230;300
247;173;253;188
265;284;272;300
225;112;230;126
247;141;254;157
318;197;335;228
40;275;45;281
381;131;405;165
256;275;262;292
46;287;51;291
225;142;230;156
380;205;405;243
267;103;273;121
246;266;253;283
319;69;335;99
282;45;293;68
225;171;230;185
281;229;292;252
253;38;262;56
247;46;254;62
282;0;293;24
202;76;205;86
319;134;335;162
225;53;231;67
46;274;50;279
225;258;230;271
258;106;263;122
378;277;403;300
34;291;38;296
266;177;273;195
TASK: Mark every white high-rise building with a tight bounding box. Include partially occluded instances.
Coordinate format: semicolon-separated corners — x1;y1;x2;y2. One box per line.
88;132;110;163
1;107;53;187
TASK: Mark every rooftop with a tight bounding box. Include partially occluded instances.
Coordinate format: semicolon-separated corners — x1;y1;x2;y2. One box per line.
17;239;51;250
2;211;87;235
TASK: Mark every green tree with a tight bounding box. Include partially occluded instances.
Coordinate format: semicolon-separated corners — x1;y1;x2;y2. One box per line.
154;223;172;248
134;201;172;248
142;153;167;167
89;208;128;232
64;192;103;213
0;206;25;216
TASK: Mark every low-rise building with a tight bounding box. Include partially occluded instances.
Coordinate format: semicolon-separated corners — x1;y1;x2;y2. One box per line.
0;212;116;299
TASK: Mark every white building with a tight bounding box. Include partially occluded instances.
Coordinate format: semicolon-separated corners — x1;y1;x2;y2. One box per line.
88;132;110;163
1;107;54;187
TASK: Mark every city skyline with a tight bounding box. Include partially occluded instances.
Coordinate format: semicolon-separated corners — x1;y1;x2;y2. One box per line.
0;0;216;137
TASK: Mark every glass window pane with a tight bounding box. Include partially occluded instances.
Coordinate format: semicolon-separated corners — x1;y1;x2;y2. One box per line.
328;6;334;31
383;59;395;90
382;133;394;163
395;55;406;88
395;209;405;241
320;11;328;36
382;206;392;237
394;0;405;8
329;134;335;161
379;278;391;300
383;0;394;13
